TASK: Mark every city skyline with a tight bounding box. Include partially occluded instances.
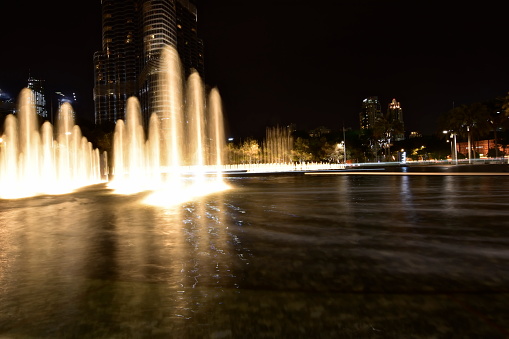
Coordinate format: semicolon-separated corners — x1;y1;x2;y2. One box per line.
1;1;508;139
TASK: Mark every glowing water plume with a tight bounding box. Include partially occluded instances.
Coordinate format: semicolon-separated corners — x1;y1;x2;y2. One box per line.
262;125;293;164
0;88;104;199
143;180;230;207
109;45;230;204
108;97;155;194
160;45;184;181
208;88;226;180
186;71;207;182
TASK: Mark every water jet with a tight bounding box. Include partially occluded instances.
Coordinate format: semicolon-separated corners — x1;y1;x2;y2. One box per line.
0;88;103;199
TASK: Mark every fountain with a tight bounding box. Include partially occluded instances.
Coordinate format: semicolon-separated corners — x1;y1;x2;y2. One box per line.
107;45;230;205
262;125;293;164
1;45;509;339
0;88;104;199
0;45;228;202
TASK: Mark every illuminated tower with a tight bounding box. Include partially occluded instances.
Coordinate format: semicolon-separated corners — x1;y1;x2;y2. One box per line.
93;0;138;125
93;0;204;127
27;77;48;118
387;98;405;141
175;0;204;77
359;96;381;131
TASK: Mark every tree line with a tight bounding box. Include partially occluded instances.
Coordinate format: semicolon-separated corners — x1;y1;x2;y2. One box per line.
223;93;509;164
71;92;509;166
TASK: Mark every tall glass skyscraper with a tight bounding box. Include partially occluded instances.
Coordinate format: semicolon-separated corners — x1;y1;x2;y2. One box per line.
359;96;381;131
93;0;204;127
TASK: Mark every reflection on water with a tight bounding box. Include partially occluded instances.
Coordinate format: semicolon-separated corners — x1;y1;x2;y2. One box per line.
1;175;509;338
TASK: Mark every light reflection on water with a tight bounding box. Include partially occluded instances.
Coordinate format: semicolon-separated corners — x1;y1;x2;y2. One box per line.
1;174;509;337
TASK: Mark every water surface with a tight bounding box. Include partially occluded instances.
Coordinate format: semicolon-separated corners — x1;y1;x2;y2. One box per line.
1;173;508;338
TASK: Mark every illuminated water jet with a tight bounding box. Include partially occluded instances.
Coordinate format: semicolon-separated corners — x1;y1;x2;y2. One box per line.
108;45;230;204
0;88;104;199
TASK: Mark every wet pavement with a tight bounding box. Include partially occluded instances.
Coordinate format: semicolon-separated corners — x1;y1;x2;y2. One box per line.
1;170;509;338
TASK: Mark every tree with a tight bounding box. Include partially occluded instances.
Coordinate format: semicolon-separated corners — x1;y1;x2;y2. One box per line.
502;92;509;116
486;97;509;157
438;102;490;159
372;112;404;161
239;138;260;164
291;137;312;163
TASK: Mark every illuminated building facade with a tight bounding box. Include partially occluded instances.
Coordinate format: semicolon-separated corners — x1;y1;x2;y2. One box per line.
175;1;204;78
456;139;505;158
93;1;138;125
93;0;204;127
359;96;381;130
27;77;48;118
387;98;405;141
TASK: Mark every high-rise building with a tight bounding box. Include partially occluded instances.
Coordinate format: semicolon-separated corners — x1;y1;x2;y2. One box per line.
175;0;204;77
93;0;138;126
359;96;381;131
93;0;204;127
387;98;404;141
27;77;48;118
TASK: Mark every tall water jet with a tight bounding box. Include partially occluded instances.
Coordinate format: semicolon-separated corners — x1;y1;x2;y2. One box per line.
109;45;230;205
186;71;207;180
18;88;40;185
207;87;226;181
159;45;185;182
262;125;293;164
108;97;160;193
0;88;104;199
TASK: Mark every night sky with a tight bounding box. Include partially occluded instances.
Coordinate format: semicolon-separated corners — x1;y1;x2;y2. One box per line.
1;1;508;139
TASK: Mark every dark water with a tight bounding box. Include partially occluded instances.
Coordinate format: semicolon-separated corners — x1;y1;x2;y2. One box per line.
1;173;509;338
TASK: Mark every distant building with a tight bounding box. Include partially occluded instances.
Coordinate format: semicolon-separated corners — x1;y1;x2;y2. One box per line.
54;91;77;120
359;96;381;131
27;77;48;118
408;131;422;138
93;0;205;127
387;98;404;141
309;126;331;137
456;139;506;158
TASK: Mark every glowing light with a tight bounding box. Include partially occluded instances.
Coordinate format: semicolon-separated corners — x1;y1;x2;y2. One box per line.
143;180;231;207
108;45;229;205
0;88;105;199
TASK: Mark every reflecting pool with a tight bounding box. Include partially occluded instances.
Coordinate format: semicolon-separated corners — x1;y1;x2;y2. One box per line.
1;173;508;338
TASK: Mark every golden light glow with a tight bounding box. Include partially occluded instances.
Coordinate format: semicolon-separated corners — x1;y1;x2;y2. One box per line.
107;46;230;207
143;180;231;207
0;89;104;199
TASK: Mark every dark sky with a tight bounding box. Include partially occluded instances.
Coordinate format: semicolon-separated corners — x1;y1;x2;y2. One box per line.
1;1;508;139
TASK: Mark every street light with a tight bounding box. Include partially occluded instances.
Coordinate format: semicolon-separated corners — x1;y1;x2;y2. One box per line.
336;141;346;164
342;124;347;164
443;130;458;165
466;126;471;164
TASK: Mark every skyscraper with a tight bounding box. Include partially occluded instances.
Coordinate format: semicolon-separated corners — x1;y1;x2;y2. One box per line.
93;0;204;127
27;77;48;119
387;98;405;141
359;96;381;131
